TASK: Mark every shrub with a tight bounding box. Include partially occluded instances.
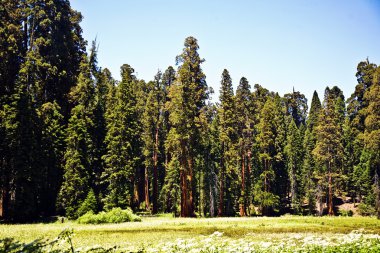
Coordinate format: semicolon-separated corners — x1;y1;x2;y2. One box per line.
338;209;353;217
77;207;141;224
358;203;376;216
77;189;98;217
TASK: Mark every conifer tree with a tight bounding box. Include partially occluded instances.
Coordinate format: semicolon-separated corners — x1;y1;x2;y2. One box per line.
284;88;308;127
166;36;208;217
302;91;321;214
217;69;237;216
37;101;65;216
255;96;282;215
285;119;303;213
58;56;95;219
142;71;165;213
235;77;254;216
362;67;380;218
103;64;140;210
347;60;378;203
313;87;344;215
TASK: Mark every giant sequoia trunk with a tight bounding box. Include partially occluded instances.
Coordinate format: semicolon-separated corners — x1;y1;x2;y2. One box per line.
180;144;195;217
144;166;150;210
152;127;159;214
327;161;334;215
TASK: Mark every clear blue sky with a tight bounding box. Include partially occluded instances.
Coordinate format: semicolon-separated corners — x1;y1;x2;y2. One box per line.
71;0;380;104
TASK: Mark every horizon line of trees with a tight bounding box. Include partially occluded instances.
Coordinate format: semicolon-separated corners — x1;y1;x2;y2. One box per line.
1;0;380;222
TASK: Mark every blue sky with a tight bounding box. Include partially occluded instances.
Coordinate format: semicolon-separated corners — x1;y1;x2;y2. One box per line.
71;0;380;104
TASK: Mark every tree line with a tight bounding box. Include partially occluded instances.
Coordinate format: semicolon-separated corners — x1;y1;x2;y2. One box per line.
1;0;380;222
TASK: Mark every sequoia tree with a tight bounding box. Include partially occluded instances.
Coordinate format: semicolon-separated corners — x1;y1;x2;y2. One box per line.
166;37;208;217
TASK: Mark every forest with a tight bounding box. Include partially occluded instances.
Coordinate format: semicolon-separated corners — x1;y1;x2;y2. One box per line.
1;0;380;223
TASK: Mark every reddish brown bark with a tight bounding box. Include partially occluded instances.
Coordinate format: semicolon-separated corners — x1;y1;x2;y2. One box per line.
328;161;334;215
180;145;195;217
152;127;159;214
144;166;150;211
218;143;225;217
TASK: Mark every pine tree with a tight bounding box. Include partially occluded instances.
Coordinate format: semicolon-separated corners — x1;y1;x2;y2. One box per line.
36;101;65;216
347;60;378;204
58;56;95;219
102;64;140;210
285;119;303;213
362;67;380;218
217;69;237;216
302;90;321;214
235;77;254;216
313;87;344;215
284;88;308;127
255;96;282;215
141;71;166;213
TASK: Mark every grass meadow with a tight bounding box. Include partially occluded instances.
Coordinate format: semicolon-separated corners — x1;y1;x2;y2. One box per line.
1;216;380;252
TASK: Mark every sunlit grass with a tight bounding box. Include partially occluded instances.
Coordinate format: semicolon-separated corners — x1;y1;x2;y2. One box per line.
1;216;380;249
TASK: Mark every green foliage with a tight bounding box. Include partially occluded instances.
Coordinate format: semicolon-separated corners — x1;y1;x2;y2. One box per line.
77;208;141;224
285;119;303;213
1;5;380;223
77;189;98;218
358;203;377;216
102;64;140;210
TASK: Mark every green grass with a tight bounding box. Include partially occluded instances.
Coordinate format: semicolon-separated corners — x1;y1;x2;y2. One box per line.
1;216;380;250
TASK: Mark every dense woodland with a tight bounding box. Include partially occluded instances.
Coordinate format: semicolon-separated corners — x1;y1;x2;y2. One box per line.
1;1;380;222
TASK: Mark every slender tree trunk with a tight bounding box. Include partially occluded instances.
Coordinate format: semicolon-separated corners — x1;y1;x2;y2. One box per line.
328;161;334;215
240;152;245;216
210;172;215;217
180;167;186;217
144;166;150;211
291;163;297;211
152;127;159;214
374;170;380;219
187;156;195;217
218;142;225;217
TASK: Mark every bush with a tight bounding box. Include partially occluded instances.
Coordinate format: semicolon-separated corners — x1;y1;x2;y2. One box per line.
338;209;353;217
77;189;98;217
358;203;376;216
77;207;141;224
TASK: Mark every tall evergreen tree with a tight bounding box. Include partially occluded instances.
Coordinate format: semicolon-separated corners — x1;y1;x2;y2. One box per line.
347;60;378;203
284;88;308;127
58;56;96;219
285;119;303;213
362;67;380;218
102;64;140;210
235;77;254;216
166;36;208;217
217;69;237;216
313;87;344;215
142;71;165;213
255;96;284;215
302;90;321;214
36;101;65;216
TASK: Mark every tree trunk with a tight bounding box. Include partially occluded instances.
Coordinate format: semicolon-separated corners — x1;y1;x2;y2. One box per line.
152;127;159;214
374;170;380;219
144;166;150;211
218;142;225;217
291;163;297;211
240;153;245;216
328;161;334;215
180;145;194;217
180;164;187;217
